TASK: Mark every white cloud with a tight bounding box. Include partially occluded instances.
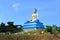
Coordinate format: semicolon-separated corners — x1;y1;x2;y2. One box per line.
12;3;21;10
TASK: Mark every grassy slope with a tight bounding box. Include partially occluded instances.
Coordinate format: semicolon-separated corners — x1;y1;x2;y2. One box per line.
0;30;60;40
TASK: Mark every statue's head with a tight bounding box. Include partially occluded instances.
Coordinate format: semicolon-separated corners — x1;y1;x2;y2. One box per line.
33;8;37;13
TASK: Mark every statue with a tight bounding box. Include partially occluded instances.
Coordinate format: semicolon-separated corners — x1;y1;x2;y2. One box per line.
31;8;38;21
22;8;45;31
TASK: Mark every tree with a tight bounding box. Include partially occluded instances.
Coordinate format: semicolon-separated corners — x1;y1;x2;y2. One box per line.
45;25;58;34
18;25;23;32
52;27;58;35
0;22;7;32
7;22;23;33
45;25;52;33
0;22;23;33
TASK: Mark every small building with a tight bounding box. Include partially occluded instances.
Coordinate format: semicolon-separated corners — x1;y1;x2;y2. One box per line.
22;8;45;31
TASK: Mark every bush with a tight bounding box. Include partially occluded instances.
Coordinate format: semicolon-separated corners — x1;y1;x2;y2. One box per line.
45;25;58;34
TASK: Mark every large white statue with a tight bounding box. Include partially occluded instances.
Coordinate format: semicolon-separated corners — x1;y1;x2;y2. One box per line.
31;8;38;21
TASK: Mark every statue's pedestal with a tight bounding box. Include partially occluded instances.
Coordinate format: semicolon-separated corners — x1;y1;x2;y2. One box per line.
23;19;45;31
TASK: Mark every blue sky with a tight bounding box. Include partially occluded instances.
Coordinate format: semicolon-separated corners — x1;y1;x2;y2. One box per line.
0;0;60;26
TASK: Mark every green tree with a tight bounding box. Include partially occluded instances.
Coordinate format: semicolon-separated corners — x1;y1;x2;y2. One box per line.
52;27;58;35
0;22;23;33
0;22;7;32
45;25;52;33
7;22;23;33
45;25;58;34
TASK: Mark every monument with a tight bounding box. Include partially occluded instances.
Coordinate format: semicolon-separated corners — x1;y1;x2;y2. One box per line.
22;8;45;31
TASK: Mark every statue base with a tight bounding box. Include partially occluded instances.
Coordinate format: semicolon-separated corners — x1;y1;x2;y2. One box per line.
22;19;45;31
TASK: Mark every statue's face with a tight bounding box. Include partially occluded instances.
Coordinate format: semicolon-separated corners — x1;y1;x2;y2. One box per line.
33;8;37;13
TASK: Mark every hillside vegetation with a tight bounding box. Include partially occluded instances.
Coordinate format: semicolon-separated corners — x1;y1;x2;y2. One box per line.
0;22;60;40
0;30;60;40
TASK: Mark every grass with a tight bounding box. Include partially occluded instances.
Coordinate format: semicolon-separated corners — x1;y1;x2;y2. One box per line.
0;30;60;40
